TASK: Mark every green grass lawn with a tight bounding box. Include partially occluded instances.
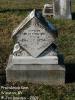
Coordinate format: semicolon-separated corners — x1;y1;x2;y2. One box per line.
0;0;74;12
1;82;75;100
0;0;50;10
0;1;75;100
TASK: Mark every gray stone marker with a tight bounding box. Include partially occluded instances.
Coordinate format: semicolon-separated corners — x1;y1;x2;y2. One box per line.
6;9;65;85
53;0;72;19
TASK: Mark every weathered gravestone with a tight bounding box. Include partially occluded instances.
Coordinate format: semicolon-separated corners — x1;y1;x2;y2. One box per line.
6;10;65;85
53;0;72;19
42;3;54;17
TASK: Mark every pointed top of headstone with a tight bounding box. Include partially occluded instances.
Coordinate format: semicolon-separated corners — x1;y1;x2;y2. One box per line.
12;9;57;37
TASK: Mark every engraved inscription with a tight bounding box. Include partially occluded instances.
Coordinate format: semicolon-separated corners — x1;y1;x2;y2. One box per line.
17;24;54;57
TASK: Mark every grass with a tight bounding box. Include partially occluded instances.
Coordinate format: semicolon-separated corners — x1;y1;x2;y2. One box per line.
0;1;75;100
0;0;74;12
1;82;75;100
49;19;75;63
0;11;28;68
0;0;50;10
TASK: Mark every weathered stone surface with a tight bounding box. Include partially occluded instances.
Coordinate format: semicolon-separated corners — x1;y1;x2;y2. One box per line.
12;56;58;64
12;10;57;57
6;55;65;85
53;0;72;19
16;21;55;57
42;4;54;17
53;0;60;18
13;43;57;57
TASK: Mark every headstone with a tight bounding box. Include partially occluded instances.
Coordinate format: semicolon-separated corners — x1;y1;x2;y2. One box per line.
6;9;65;85
42;4;54;17
53;0;72;19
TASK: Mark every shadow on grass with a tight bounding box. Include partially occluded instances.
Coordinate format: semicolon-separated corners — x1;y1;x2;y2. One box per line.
72;12;75;20
65;64;75;83
0;75;6;85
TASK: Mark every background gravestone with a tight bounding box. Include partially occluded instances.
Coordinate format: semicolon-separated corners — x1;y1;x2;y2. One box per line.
6;10;65;85
53;0;72;19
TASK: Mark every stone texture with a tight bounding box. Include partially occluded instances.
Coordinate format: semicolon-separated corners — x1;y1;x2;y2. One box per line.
12;56;58;64
53;0;72;19
13;43;57;57
16;19;55;57
42;4;54;16
12;10;57;58
6;55;65;85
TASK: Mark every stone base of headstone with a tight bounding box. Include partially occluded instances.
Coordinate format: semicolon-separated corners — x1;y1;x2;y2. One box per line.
12;55;58;64
6;55;65;85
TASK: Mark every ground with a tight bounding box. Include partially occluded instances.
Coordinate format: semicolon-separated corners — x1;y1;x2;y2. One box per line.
0;0;75;100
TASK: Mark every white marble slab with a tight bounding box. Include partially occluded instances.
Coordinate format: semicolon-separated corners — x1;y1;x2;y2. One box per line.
12;55;58;64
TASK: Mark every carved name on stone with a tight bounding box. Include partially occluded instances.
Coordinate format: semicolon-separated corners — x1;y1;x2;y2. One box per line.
17;25;54;57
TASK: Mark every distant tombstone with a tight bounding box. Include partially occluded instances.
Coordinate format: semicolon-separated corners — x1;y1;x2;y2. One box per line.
6;10;65;85
42;4;54;17
53;0;72;19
